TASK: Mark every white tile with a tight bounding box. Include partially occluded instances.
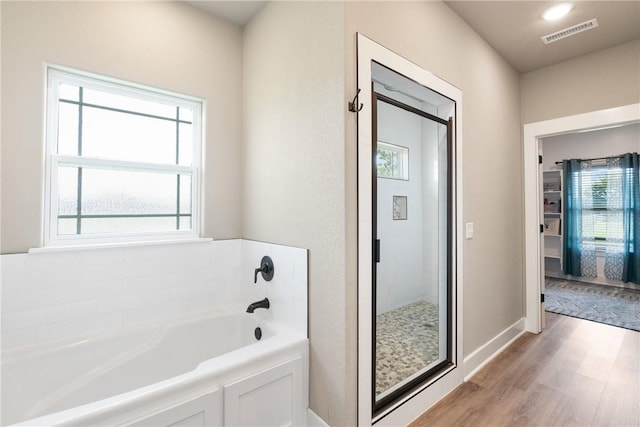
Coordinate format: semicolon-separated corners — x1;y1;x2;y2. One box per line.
123;273;181;294
2;327;38;350
1;271;40;294
2;289;38;313
70;266;100;286
291;298;308;336
292;262;308;302
97;289;175;314
120;258;175;279
0;254;30;278
98;263;126;281
124;244;180;263
2;300;96;330
95;311;124;333
38;285;78;307
37;316;96;343
76;279;123;300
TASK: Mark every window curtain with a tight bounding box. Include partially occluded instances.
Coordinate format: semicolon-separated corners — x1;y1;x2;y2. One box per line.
563;159;598;277
605;153;640;283
564;153;639;285
604;156;624;280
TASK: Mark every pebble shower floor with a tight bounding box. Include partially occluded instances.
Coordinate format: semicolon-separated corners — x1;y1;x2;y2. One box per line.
375;301;440;395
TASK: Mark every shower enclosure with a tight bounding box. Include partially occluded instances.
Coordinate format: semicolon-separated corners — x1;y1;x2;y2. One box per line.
370;62;454;413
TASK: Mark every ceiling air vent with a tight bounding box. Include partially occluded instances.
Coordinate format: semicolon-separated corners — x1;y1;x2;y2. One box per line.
541;18;599;44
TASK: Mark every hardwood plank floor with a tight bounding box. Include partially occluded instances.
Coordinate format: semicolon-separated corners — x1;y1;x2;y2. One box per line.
410;312;640;427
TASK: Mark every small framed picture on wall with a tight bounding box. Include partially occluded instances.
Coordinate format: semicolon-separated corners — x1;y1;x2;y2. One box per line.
393;196;407;220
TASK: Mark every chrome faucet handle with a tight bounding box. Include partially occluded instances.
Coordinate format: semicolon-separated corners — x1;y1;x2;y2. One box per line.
254;256;274;283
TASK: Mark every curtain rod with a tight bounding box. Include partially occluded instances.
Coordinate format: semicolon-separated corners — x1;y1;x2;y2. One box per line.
554;155;620;165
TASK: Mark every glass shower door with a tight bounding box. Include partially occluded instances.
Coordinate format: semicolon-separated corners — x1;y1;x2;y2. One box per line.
372;83;453;412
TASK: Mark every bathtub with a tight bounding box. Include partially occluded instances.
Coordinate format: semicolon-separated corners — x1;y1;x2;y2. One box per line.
1;309;309;426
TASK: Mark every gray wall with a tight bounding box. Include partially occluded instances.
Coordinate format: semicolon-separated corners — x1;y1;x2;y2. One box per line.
241;2;349;425
0;1;244;253
521;40;640;124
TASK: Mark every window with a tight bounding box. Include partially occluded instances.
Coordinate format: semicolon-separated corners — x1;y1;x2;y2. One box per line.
376;141;409;180
45;67;202;246
570;161;624;250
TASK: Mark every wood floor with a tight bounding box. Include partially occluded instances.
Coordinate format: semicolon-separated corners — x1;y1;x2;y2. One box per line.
410;312;640;427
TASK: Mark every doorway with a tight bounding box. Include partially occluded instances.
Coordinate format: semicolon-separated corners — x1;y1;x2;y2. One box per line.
356;34;463;426
522;103;640;334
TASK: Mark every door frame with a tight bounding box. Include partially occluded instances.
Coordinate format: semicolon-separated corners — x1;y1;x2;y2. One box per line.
523;103;640;333
356;33;464;426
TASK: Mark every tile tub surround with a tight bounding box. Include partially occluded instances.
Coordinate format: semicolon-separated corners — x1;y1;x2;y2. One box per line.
1;239;308;351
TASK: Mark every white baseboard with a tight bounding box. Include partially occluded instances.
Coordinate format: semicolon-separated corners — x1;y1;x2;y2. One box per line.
463;318;526;381
306;408;329;427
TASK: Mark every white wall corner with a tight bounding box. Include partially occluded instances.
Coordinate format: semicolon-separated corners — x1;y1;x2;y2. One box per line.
306;409;330;427
463;318;526;381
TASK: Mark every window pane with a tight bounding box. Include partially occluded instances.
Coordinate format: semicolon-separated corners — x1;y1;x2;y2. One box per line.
82;217;178;235
57;103;79;155
57;167;78;215
82;107;176;164
179;107;193;123
56;165;193;236
59;83;79;102
179;216;192;230
178;123;193;166
79;167;181;215
377;142;409;180
83;88;176;120
58;218;77;235
179;175;192;214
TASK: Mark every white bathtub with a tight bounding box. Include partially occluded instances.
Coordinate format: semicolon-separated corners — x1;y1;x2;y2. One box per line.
1;309;309;426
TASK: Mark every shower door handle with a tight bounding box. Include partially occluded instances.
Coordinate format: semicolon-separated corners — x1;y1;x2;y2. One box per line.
375;239;381;263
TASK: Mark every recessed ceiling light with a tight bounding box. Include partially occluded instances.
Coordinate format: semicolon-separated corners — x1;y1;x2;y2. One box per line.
542;3;573;21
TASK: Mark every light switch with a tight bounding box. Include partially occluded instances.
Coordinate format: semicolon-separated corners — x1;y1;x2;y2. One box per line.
465;222;474;239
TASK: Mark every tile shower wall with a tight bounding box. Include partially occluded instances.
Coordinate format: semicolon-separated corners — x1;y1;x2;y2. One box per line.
1;239;307;351
242;240;308;336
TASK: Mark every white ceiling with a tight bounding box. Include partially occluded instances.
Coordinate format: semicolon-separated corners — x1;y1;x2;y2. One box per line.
183;1;265;26
444;1;640;73
183;1;639;73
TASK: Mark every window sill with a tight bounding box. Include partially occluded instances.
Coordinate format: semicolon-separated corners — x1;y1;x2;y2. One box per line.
28;237;213;254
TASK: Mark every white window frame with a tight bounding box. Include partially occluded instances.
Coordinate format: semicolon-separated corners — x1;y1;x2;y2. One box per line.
376;140;409;180
44;66;203;247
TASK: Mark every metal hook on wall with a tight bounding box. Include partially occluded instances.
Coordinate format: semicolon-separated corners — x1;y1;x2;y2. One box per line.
348;88;364;112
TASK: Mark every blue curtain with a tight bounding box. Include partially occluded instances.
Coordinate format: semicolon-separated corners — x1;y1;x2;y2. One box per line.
621;153;640;284
563;159;583;276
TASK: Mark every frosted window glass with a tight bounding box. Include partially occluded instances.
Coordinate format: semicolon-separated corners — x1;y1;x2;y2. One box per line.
56;165;192;235
179;216;191;230
83;88;176;119
58;218;77;235
79;168;178;215
82;217;178;235
179;176;192;214
57;103;79;156
82;107;176;164
57;167;78;215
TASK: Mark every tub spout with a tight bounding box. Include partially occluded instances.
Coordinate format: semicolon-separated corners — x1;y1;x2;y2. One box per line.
246;298;270;313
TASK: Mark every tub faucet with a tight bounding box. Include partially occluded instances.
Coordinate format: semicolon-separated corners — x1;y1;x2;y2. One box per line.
246;298;270;313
